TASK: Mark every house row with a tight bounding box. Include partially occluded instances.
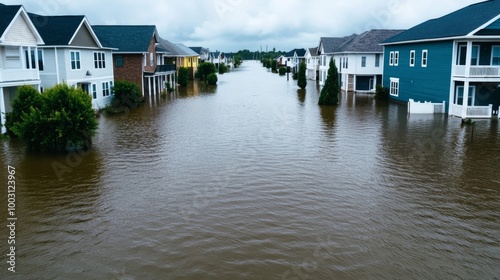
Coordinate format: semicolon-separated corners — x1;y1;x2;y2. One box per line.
303;0;499;119
0;3;212;133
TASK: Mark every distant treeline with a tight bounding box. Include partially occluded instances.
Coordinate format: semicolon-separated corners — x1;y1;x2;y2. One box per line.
232;49;286;60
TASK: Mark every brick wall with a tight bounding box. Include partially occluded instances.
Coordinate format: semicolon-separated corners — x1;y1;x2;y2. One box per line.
144;36;157;74
113;54;143;91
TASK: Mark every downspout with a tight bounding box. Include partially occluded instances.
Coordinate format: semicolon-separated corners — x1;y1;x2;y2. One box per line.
55;47;60;84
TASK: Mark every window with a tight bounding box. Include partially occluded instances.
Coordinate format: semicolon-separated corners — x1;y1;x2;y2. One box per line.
38;49;44;71
361;56;366;67
410;50;415;67
345;57;349;69
375;54;380;67
457;45;479;65
23;47;36;69
102;82;110;97
70;51;81;70
389;51;394;66
492;46;500;65
422;50;428;67
94;52;106;69
394;51;399;66
92;84;97;100
455;86;475;106
116;55;123;67
390;78;399;97
110;81;114;95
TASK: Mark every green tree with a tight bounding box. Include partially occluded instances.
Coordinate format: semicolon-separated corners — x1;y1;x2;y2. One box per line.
207;73;218;85
297;62;307;89
8;83;98;152
233;55;243;67
278;67;287;76
178;67;190;87
318;58;340;106
219;63;229;74
4;85;41;136
271;59;277;73
113;80;143;108
197;62;217;84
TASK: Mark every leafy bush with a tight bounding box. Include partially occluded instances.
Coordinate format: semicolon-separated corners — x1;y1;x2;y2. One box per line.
5;85;41;136
278;67;287;76
319;58;340;106
219;63;229;74
7;84;98;152
178;67;190;87
207;73;218;85
197;62;217;84
271;60;277;72
113;80;143;108
297;62;307;89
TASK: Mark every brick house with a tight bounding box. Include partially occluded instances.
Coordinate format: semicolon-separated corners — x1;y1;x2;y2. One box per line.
93;25;176;96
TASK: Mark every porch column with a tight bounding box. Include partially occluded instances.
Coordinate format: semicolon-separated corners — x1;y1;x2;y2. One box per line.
461;41;473;118
373;75;377;91
0;88;6;134
449;80;455;116
148;77;152;96
461;80;470;118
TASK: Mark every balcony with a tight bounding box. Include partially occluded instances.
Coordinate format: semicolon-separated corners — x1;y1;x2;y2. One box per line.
450;104;494;118
453;65;500;78
0;68;40;84
155;64;176;73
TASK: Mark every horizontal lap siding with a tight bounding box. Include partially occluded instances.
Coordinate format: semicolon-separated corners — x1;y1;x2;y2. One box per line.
384;41;453;104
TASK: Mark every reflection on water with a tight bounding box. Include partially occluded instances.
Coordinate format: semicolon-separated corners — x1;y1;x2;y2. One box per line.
0;61;499;279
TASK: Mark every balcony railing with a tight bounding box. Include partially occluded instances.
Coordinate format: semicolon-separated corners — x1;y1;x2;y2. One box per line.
155;64;176;73
0;68;39;83
453;65;500;77
450;104;493;118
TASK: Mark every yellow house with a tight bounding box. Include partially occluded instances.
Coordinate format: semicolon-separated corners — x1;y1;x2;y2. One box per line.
175;44;199;79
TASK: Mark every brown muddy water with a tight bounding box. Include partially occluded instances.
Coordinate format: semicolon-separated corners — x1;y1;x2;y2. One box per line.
1;61;499;279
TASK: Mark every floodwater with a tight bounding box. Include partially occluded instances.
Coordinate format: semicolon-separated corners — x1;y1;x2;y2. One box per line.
1;61;499;279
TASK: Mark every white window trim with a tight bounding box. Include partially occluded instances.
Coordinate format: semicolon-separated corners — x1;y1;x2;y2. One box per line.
361;56;366;67
455;85;476;106
38;49;44;71
410;50;415;67
389;51;394;66
150;52;154;67
92;83;97;100
70;51;81;70
394;51;399;66
390;77;400;97
422;50;428;67
94;52;106;69
491;45;500;65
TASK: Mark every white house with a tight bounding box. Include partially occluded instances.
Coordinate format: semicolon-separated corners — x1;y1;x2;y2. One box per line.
305;47;319;81
0;4;44;134
210;51;227;66
317;35;357;86
333;29;404;92
30;13;115;110
285;48;306;73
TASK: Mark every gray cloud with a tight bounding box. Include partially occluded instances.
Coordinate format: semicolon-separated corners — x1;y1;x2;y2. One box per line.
3;0;481;52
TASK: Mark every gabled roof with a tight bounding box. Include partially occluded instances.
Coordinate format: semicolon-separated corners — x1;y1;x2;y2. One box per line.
29;14;88;46
1;4;44;45
189;46;209;55
318;35;357;54
93;25;158;53
158;37;186;57
0;4;21;36
307;47;318;57
175;43;199;56
286;48;306;58
383;0;500;45
337;29;405;52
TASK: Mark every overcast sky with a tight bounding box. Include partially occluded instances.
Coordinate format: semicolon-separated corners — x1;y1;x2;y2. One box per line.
4;0;482;52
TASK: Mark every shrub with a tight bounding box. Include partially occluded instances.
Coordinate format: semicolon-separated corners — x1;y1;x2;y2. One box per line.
207;73;218;85
198;62;217;84
5;85;41;136
297;62;307;89
113;80;143;108
278;67;287;76
178;67;190;87
318;58;340;106
219;63;229;74
271;60;277;72
8;83;98;152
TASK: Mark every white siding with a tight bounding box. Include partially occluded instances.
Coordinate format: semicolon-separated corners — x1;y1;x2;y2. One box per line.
3;14;37;45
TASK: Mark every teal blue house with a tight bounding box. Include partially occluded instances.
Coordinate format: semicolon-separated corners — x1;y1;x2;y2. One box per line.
381;0;500;118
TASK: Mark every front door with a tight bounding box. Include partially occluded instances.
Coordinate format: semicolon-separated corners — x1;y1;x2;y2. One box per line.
80;83;90;94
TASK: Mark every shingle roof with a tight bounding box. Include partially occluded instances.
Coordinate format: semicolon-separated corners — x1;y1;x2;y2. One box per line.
319;35;357;54
286;48;306;57
93;25;157;52
0;4;21;37
338;29;405;52
175;43;199;56
158;37;186;56
383;0;500;44
29;14;84;45
189;47;204;55
308;47;318;56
